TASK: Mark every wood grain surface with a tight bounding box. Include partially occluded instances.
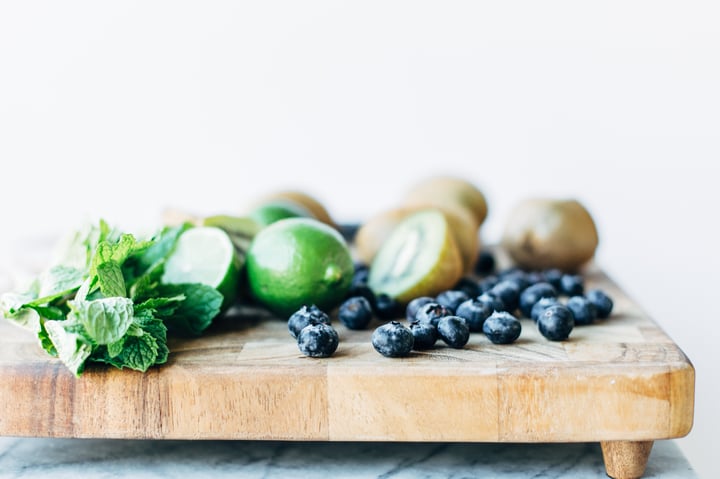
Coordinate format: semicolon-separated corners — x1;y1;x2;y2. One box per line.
0;265;694;442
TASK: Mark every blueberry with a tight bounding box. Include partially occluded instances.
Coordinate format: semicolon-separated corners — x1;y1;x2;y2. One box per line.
566;295;597;326
297;322;339;358
537;304;574;341
437;316;470;349
453;277;481;298
530;297;560;323
474;250;496;275
559;274;584;296
338;296;374;330
476;291;505;312
371;321;414;357
518;282;558;318
406;296;435;321
435;289;470;313
455;298;493;332
374;293;402;320
415;302;453;327
409;320;438;350
288;305;331;339
586;289;614;319
490;280;521;312
482;311;522;344
542;269;563;289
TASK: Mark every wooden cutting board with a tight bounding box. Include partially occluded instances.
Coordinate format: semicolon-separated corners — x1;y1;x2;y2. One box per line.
0;263;694;479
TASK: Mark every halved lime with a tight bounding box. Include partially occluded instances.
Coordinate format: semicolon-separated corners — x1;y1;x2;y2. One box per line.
162;226;243;310
367;209;464;305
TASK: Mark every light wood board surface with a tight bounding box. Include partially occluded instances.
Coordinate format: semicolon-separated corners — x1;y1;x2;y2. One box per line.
0;266;694;442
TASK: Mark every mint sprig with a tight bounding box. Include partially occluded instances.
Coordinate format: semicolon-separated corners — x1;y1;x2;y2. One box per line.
0;220;226;376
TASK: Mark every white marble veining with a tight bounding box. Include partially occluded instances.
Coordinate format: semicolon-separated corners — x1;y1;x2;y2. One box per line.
0;438;696;478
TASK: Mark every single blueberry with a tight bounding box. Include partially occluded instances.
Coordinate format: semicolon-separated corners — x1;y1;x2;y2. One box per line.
453;277;481;298
518;282;558;318
415;302;453;327
409;320;438;350
374;293;402;320
288;304;331;339
437;315;470;349
559;274;584;296
474;250;496;275
566;295;597;326
338;296;374;330
371;321;414;357
476;291;505;313
297;322;339;358
435;289;470;314
490;280;522;312
525;271;547;287
586;289;614;319
406;296;435;321
537;304;574;341
482;311;522;345
455;298;493;332
530;297;561;323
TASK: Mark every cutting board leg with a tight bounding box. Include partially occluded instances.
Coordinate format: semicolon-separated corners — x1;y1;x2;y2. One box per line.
601;440;654;479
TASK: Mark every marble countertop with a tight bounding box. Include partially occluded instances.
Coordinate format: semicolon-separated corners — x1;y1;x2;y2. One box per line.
0;438;696;478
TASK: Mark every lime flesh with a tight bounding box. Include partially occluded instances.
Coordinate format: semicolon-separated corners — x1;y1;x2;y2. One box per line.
162;226;242;310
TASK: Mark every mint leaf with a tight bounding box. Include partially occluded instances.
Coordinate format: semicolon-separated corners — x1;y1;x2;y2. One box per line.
92;331;159;372
115;332;159;371
36;265;84;302
107;337;125;358
159;283;223;336
69;297;133;345
44;319;93;376
89;234;136;279
133;309;169;364
96;261;126;298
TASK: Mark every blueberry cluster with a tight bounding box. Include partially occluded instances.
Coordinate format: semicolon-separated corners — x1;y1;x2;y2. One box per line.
470;256;615;342
288;305;339;358
288;255;615;359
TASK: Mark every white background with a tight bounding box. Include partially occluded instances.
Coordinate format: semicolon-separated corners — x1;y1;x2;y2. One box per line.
1;2;718;476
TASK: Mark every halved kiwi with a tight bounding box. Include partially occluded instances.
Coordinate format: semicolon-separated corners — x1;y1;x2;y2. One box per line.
355;205;479;273
367;209;464;305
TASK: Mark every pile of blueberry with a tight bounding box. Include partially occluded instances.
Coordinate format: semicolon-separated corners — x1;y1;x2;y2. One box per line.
289;253;614;359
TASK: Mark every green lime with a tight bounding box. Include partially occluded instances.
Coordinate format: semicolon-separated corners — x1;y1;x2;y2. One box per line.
245;217;353;317
162;226;243;310
368;209;464;305
248;200;312;227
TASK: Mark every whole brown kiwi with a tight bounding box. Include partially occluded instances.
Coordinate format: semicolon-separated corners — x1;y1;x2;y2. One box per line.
355;205;479;273
400;176;488;227
501;198;599;272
